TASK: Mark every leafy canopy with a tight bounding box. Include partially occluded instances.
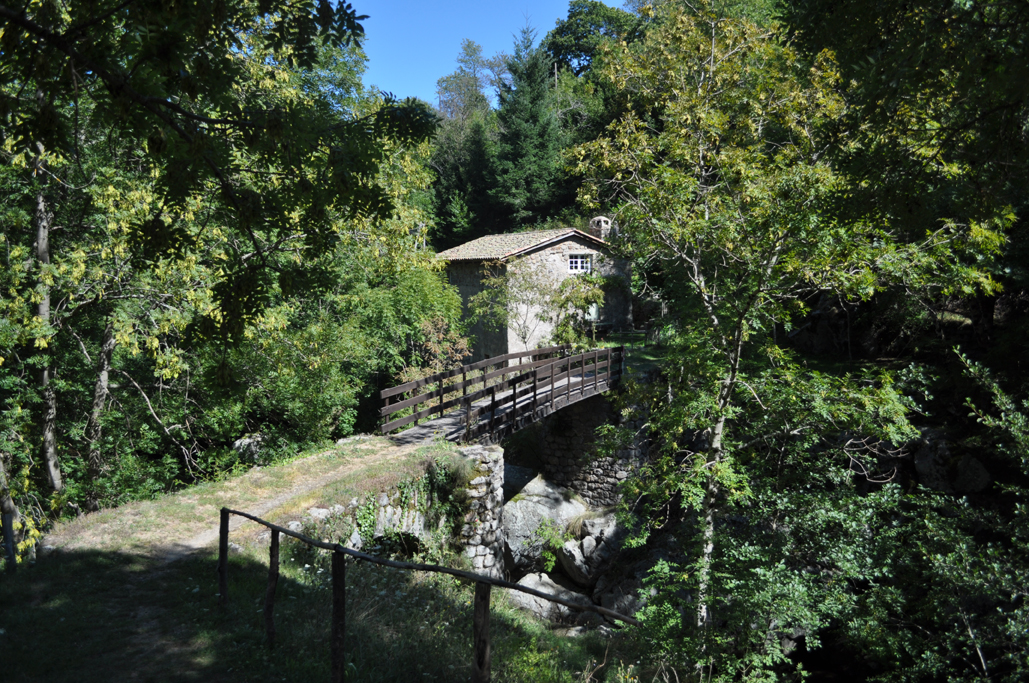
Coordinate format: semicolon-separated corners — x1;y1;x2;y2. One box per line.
0;0;437;336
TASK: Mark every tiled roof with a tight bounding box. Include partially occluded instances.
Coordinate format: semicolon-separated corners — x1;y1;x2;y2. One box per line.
436;229;606;262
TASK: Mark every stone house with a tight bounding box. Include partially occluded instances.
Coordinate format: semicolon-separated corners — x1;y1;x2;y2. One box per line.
438;221;631;361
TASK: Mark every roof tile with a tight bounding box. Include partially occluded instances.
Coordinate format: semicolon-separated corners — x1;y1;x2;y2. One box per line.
437;229;606;261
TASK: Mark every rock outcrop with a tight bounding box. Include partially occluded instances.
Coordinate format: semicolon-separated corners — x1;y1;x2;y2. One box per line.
503;475;587;571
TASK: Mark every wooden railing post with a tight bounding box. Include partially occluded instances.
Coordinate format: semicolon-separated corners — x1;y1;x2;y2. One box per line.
550;360;557;410
509;372;518;426
567;355;574;403
265;529;279;648
532;368;538;417
593;350;599;392
218;507;229;605
488;385;496;435
472;582;492;683
331;551;346;683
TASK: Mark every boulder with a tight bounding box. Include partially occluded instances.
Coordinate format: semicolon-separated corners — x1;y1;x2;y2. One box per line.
507;572;596;623
912;429;992;493
556;539;592;587
308;507;331;521
594;575;646;619
582;512;626;545
503;476;587;570
232;434;264;461
913;431;952;492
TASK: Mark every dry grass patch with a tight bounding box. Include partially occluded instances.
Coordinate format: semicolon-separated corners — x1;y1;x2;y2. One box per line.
43;436;405;556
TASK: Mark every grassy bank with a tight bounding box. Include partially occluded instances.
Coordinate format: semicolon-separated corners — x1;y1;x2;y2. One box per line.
0;439;645;681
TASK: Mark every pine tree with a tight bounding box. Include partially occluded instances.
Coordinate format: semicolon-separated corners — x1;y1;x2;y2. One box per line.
491;27;566;228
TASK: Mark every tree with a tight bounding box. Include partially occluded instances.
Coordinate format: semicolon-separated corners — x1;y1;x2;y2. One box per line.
435;39;505;122
575;2;991;676
430;41;506;248
545;0;644;77
491;26;567;228
0;2;440;533
0;0;436;339
781;0;1029;375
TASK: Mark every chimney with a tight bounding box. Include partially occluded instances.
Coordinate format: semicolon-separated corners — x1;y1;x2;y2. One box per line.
590;216;616;241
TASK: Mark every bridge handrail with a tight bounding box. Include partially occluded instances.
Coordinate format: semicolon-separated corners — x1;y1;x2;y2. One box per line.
379;345;624;436
380;344;570;399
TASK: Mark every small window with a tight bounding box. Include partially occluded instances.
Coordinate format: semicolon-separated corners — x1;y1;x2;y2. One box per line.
568;254;592;274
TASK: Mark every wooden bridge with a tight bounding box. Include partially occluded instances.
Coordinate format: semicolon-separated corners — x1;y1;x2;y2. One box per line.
380;345;625;445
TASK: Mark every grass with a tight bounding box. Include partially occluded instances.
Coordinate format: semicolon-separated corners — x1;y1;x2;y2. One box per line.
596;330;668;376
1;543;643;682
44;437;419;555
0;437;647;682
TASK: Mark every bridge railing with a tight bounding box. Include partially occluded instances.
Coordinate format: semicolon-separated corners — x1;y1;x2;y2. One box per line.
462;346;624;442
379;345;624;439
379;345;571;433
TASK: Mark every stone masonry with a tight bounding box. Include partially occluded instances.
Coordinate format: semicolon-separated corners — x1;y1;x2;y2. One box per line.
534;395;647;507
457;444;506;578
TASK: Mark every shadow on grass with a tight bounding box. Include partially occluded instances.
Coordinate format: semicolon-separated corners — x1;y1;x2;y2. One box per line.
0;545;625;682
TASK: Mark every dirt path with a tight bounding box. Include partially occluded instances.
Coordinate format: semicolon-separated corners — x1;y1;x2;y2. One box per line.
43;436;421;561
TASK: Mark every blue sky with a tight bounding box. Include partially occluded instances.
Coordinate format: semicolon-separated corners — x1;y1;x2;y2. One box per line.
355;0;621;105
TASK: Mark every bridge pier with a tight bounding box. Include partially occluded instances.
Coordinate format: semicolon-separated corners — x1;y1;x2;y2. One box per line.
512;395;649;508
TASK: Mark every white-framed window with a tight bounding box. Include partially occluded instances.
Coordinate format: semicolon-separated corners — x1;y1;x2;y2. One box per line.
568;254;592;274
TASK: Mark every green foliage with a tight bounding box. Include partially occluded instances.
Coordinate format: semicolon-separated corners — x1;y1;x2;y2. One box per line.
531;517;573;572
572;1;1000;677
545;0;645;77
1;0;438;336
491;27;569;228
469;256;605;350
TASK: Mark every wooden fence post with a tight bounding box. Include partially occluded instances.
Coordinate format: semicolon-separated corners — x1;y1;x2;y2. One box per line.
532;368;538;417
331;551;346;683
218;508;229;605
472;582;492;683
567;355;574;402
265;530;279;648
509;373;518;427
550;361;557;410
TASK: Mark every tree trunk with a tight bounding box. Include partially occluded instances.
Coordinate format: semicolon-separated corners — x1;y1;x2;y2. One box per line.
696;413;725;630
84;322;116;509
0;454;22;571
35;190;63;493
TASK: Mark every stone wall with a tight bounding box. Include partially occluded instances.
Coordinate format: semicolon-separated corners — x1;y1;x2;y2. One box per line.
533;395;648;507
447;261;509;362
456;444;506;577
444;233;632;361
504;237;633;353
